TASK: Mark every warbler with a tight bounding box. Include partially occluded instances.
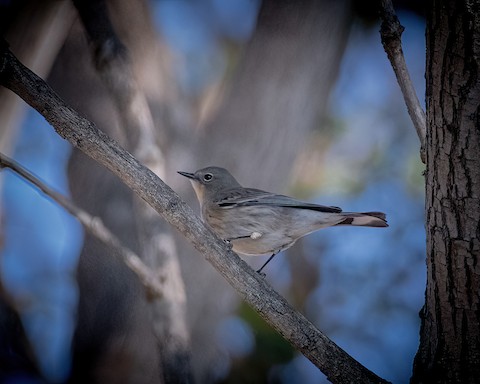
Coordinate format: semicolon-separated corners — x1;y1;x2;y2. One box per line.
179;166;388;274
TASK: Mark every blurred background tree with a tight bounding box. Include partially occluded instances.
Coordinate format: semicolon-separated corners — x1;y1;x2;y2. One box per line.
6;0;475;383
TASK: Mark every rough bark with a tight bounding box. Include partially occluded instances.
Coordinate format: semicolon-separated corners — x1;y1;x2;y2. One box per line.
412;1;480;383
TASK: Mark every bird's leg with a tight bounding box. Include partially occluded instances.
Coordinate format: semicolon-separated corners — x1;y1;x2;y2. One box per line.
223;238;233;250
256;252;278;276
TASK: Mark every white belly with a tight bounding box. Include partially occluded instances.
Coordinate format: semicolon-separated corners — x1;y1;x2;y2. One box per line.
204;205;343;256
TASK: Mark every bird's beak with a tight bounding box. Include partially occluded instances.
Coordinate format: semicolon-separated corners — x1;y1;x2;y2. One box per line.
177;171;197;180
178;171;204;204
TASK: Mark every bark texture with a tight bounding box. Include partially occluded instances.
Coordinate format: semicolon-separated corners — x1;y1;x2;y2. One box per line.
412;1;480;383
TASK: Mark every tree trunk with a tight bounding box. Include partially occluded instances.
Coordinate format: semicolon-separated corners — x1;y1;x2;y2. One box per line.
412;1;480;383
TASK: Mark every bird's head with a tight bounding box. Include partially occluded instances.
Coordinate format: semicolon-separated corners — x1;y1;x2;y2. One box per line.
178;166;241;206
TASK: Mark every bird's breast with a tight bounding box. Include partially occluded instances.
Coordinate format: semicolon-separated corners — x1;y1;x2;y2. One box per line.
202;205;297;255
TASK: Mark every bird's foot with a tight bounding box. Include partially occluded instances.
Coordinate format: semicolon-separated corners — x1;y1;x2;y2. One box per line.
256;269;266;278
223;238;233;250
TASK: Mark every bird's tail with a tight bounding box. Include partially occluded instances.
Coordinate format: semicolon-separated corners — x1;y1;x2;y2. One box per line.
335;211;388;227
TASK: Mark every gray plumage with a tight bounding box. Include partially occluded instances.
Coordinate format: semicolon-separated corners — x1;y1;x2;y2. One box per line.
179;166;388;272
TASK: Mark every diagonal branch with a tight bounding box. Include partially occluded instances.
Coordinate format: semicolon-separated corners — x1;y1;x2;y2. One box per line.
379;0;426;163
0;41;389;384
0;152;164;298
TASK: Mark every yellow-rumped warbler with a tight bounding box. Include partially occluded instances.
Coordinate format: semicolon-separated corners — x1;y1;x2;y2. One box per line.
179;166;388;274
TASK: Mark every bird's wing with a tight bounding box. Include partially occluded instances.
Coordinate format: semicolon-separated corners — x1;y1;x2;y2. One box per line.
215;188;342;213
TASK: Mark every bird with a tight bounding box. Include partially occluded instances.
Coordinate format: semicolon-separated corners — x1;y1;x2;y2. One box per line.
178;166;388;274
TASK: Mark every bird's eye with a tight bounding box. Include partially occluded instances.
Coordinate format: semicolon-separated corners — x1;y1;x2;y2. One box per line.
203;173;213;182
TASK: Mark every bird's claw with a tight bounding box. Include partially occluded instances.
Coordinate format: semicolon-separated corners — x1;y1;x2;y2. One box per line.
256;269;266;278
223;238;233;250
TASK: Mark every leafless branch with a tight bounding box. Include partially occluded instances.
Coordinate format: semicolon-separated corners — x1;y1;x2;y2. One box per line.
0;41;390;384
72;2;192;380
379;0;426;163
73;0;164;171
0;151;164;298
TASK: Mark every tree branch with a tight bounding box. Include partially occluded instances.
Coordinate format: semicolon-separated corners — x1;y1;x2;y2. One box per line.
379;0;426;163
0;42;389;384
0;152;164;298
72;0;164;170
72;2;192;381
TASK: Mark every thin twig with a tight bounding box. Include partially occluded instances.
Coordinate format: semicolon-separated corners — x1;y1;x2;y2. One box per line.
379;0;426;163
0;152;163;298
